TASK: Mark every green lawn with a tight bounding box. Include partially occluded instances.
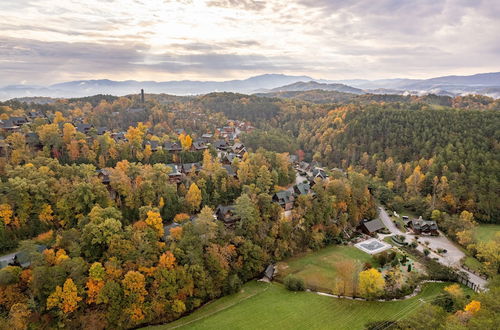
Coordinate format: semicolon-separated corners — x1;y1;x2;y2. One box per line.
147;281;451;330
475;224;500;243
276;245;379;292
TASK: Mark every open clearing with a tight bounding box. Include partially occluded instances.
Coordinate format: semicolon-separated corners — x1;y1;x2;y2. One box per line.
276;245;379;292
147;281;452;330
475;224;500;243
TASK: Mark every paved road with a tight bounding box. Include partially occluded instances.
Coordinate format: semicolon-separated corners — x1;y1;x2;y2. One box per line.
378;206;488;290
0;252;17;265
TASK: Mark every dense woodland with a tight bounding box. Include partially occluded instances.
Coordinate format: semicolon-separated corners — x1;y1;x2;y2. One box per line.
0;91;498;328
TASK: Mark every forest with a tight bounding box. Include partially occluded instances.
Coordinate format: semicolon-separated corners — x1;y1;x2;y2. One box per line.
0;91;498;329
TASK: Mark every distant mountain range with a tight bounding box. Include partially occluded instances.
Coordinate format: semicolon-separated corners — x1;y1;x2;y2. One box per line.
1;72;500;101
261;81;365;94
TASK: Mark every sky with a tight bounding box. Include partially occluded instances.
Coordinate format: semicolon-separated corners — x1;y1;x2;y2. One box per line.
1;0;499;86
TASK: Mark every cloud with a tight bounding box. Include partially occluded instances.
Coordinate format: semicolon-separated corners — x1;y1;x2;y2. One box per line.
207;0;266;11
0;0;499;85
0;37;303;85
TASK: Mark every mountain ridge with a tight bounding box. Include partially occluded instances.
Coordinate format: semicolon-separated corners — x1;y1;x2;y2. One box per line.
1;72;500;101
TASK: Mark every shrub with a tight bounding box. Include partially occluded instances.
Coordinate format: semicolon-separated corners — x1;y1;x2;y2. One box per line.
284;275;305;291
224;274;242;294
423;249;430;256
0;266;22;285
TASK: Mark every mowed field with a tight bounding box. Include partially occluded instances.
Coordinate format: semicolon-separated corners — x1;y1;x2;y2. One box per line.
147;281;451;330
276;245;379;293
475;224;500;242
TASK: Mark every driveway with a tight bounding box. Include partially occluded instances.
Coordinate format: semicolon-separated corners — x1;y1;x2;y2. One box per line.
377;206;488;290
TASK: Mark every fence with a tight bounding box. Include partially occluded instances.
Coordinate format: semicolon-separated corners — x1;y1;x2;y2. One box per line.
461;265;488;280
456;274;483;292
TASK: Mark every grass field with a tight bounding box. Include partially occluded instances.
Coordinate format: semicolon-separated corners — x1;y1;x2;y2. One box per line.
147;281;452;330
475;224;500;243
276;245;379;292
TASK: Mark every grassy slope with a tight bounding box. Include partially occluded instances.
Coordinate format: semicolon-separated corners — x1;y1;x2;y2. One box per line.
276;245;378;292
148;281;450;330
475;224;500;243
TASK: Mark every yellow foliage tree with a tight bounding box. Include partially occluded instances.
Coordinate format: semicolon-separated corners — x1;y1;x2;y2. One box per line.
158;251;176;269
444;283;464;299
464;300;481;314
145;211;164;238
358;268;385;299
62;123;76;144
179;134;193;150
47;278;82;314
185;183;202;212
122;271;147;303
173;213;190;223
8;303;31;330
0;203;14;226
53;111;65;124
38;204;55;225
169;226;183;241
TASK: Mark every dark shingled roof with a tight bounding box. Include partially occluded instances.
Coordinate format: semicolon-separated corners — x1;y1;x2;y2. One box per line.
264;264;275;279
362;218;386;233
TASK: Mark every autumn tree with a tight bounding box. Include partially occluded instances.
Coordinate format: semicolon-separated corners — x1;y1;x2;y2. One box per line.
358;268;385;299
334;259;361;296
145;210;164;238
185;183;202;212
46;278;82;314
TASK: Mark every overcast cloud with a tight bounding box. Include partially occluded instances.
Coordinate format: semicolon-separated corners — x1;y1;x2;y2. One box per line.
0;0;499;85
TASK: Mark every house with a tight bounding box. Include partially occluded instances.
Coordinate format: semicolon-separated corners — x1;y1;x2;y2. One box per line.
263;264;275;281
97;127;110;135
166;164;184;183
76;123;93;134
311;167;328;180
164;141;182;153
27;111;44;120
181;162;201;175
231;142;246;156
273;190;295;211
9;117;29;126
214;140;229;151
221;152;239;164
410;217;439;236
97;169;112;185
215;205;240;227
297;161;311;174
192;140;208;151
163;222;181;240
0;119;20;132
288;155;298;164
222;164;237;178
111;132;127;142
359;218;386;235
144;140;160;152
25;132;43;151
294;182;311;196
201;133;213;143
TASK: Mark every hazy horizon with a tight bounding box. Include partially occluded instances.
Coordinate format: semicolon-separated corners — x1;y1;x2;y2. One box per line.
1;0;500;86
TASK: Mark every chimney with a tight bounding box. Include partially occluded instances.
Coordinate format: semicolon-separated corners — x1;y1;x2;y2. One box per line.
141;89;145;103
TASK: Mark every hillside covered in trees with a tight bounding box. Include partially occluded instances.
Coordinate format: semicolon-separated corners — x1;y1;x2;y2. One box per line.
0;90;498;329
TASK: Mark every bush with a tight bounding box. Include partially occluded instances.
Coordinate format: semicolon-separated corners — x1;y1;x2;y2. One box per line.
0;266;22;285
284;275;305;291
423;249;430;256
224;274;242;294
